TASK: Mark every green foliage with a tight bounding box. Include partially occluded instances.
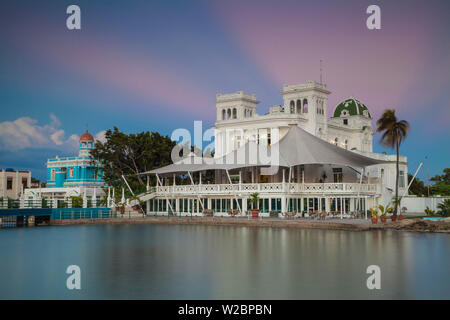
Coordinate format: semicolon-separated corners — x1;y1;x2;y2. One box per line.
369;207;379;219
249;192;260;209
70;196;83;208
376;109;410;215
437;199;450;217
431;182;450;196
431;168;450;184
424;207;436;216
90;127;176;192
378;204;392;218
408;174;427;196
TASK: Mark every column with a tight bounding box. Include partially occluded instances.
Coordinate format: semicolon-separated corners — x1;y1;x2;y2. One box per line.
0;169;5;199
325;197;330;212
281;195;286;217
15;170;19;199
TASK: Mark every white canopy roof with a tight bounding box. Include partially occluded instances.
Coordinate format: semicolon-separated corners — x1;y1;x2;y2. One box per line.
146;125;388;175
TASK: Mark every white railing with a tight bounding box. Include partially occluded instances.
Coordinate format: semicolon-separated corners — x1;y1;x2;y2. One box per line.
147;182;380;196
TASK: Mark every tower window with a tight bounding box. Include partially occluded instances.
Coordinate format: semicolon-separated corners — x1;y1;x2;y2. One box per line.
69;167;74;178
296;100;301;113
51;169;55;181
222;109;226;120
290;101;295;114
399;171;405;188
303;99;308;113
232;108;237;119
6;177;13;190
343;119;348;125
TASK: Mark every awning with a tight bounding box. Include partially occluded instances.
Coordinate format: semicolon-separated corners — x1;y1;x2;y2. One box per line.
144;125;389;175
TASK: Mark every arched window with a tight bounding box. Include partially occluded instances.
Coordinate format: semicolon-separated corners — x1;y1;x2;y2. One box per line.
222;109;226;120
344;140;348;149
296;100;301;113
334;138;338;146
303;99;308;113
290;100;295;114
227;109;231;119
232;108;237;119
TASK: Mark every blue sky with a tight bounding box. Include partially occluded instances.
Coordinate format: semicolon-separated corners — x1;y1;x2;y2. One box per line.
0;0;449;182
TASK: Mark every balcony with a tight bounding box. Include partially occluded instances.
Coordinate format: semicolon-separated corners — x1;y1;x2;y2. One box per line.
144;182;379;198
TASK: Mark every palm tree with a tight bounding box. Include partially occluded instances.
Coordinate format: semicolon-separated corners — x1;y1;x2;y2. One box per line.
376;109;410;215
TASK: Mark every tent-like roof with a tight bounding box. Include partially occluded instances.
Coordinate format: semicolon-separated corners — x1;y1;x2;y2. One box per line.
145;125;388;175
274;125;383;167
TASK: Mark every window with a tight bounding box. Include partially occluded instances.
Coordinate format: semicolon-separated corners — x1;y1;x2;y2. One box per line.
61;167;67;179
333;168;343;183
51;169;55;181
6;177;13;190
334;138;338;145
344;140;348;149
69;167;74;178
222;109;226;120
343;119;348;125
296;100;301;113
303;99;308;113
232;108;237;119
290;101;295;113
22;178;27;190
399;171;405;188
227;109;231;119
95;168;99;180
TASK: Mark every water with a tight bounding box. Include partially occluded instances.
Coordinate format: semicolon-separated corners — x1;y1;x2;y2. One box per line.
0;224;449;299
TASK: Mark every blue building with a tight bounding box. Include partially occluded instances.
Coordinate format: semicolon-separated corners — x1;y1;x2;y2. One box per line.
46;130;106;188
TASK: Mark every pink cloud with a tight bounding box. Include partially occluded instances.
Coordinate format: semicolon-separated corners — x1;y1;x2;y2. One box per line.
8;21;211;117
209;1;435;120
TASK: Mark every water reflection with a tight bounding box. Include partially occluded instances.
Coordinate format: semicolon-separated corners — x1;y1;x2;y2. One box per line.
0;224;449;299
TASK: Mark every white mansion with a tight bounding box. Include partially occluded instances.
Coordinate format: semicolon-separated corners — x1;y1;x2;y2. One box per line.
139;80;408;217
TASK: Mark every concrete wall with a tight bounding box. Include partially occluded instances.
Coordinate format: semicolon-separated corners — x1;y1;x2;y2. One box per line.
401;196;450;214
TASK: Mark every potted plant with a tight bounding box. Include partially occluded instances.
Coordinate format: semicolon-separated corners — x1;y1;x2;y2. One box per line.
249;192;260;219
378;204;392;223
119;203;126;215
398;207;407;221
391;196;402;221
129;195;143;211
369;207;378;224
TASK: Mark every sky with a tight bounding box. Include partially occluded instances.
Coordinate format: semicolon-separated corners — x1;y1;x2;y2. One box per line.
0;0;449;182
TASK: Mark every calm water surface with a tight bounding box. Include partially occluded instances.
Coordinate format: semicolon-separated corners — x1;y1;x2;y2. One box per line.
0;224;449;299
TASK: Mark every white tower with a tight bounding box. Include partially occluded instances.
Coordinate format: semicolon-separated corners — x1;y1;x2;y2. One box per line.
215;91;259;122
280;80;331;138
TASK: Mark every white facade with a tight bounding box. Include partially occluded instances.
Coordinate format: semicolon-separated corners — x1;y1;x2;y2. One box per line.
141;80;413;217
214;80;408;202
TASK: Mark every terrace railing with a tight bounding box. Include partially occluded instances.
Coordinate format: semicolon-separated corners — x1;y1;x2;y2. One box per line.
146;182;380;197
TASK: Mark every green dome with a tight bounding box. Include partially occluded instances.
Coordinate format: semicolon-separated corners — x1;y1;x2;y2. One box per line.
332;97;372;118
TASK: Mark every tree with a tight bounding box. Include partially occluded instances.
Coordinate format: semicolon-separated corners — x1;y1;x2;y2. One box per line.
376;109;410;215
431;168;450;184
437;199;450;217
429;168;450;196
90;127;176;193
408;174;426;196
